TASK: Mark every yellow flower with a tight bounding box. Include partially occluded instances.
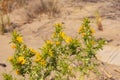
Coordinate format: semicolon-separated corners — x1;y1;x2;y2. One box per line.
42;43;47;48
35;52;42;62
29;48;36;55
65;37;72;43
46;40;53;45
78;26;83;33
16;36;23;43
40;59;46;66
35;56;46;66
60;32;66;39
51;32;56;38
35;52;41;57
49;49;53;57
8;56;13;61
16;69;20;75
54;23;62;27
91;28;95;34
55;41;60;45
18;56;26;65
91;40;95;45
81;33;86;37
35;57;42;62
11;44;16;49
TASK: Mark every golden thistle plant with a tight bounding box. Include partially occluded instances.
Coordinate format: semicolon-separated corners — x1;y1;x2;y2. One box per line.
5;18;105;80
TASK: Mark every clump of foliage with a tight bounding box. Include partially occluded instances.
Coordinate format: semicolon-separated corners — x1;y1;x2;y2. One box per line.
2;73;17;80
6;18;105;80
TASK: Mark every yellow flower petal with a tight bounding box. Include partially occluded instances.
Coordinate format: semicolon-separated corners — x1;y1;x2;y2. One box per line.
91;40;95;45
91;28;95;33
35;52;41;58
78;26;83;33
35;57;41;62
49;49;53;57
60;32;66;39
82;33;86;37
21;59;26;65
16;36;23;43
55;41;60;45
16;69;20;75
8;56;13;61
29;48;36;55
51;33;56;38
11;44;16;49
46;40;53;45
18;56;26;65
54;23;62;27
65;37;72;43
40;59;46;66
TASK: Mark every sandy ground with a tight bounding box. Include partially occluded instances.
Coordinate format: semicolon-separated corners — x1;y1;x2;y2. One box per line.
0;0;120;80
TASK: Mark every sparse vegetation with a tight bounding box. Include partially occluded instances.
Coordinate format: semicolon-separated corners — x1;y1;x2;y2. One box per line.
2;73;17;80
5;18;105;80
0;0;120;80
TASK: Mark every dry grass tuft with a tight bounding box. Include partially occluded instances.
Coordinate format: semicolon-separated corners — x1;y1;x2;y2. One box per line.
96;11;103;31
0;0;30;13
26;0;61;18
40;0;60;16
